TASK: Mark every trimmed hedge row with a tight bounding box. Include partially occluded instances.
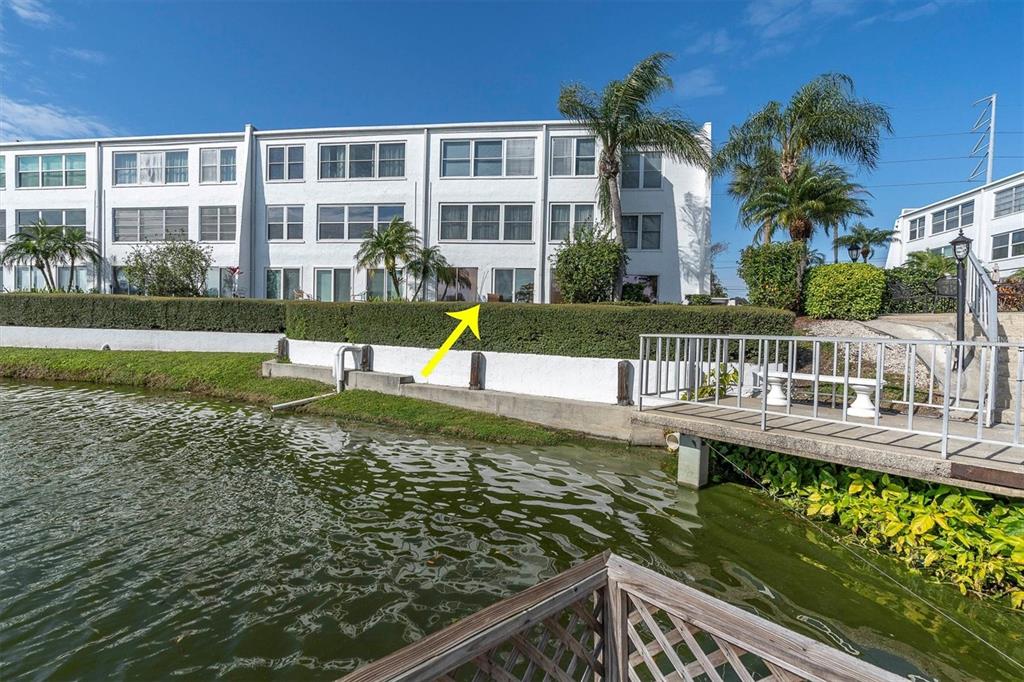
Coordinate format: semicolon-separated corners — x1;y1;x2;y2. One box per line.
286;301;795;359
0;293;287;333
804;263;886;321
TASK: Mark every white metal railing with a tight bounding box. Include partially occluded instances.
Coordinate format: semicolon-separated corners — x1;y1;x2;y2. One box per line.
967;250;1000;342
638;334;1024;459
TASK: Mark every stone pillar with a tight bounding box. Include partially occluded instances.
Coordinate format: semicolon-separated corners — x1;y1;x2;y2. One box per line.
667;432;709;489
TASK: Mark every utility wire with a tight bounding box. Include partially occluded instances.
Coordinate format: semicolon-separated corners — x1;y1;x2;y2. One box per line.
706;441;1024;675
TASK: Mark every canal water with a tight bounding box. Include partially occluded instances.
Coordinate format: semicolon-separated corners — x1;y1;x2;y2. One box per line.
0;382;1021;680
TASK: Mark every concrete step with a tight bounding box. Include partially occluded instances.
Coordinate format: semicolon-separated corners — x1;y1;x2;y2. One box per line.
344;370;415;395
262;360;334;386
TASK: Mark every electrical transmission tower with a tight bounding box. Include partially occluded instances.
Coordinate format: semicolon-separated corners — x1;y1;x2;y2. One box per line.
969;94;997;183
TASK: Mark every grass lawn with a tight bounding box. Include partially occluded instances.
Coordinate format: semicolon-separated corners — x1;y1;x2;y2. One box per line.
0;348;608;447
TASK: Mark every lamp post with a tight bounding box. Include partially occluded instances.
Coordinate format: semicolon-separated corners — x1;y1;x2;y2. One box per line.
847;243;861;262
951;230;972;345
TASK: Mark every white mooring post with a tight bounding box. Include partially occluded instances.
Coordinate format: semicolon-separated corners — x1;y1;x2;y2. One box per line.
667;432;709;488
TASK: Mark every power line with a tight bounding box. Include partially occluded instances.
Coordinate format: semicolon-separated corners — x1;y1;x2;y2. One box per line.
878;155;1024;164
884;131;1024;140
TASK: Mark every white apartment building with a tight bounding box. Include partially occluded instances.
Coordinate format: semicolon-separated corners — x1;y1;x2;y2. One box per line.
0;120;712;302
885;170;1024;278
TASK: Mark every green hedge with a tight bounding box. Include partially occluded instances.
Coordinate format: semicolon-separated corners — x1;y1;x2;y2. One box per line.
738;242;805;312
0;293;287;333
286;301;795;358
803;263;886;321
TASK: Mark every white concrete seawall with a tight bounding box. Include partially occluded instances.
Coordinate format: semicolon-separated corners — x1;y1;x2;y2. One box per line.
0;326;282;353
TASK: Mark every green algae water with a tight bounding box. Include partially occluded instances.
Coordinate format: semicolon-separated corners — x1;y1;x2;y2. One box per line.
1;382;1021;681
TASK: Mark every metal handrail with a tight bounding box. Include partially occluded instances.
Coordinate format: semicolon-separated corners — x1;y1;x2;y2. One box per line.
333;344;365;392
966;250;1000;342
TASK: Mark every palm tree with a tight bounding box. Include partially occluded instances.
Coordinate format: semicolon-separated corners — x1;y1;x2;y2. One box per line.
0;221;65;291
716;73;892;183
727;147;781;243
406;245;452;301
906;250;956;279
558;52;712;298
835;223;898;263
355;216;419;300
59;227;102;292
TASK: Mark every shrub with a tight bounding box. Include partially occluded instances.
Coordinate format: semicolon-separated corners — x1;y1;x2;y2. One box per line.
685;294;713;305
286;301;795;359
998;272;1024;312
883;266;956;314
122;241;213;297
803;263;886;320
550;227;626;303
738;242;805;312
0;293;287;333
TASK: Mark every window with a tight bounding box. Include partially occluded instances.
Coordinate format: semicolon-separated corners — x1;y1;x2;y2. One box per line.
58;266;90;292
200;206;237;241
992;230;1024;260
493;268;535;302
316;204;404;241
112;150;188;185
623;275;658;303
268;145;304;180
622;214;661;250
436;267;477;301
16;153;86;188
314;268;352;302
440;204;533;241
0;156;5;188
367;268;403;300
0;210;6;241
15;267;48;291
16;209;86;235
112;207;188;242
266;268;301;300
550;137;596;176
932;200;974;234
930;245;954;258
549;203;594;241
441;139;535;177
621;151;662;189
317;142;405;180
995;184;1024;218
206;267;238;297
267;206;303;241
112;266;139;295
201;148;236;183
908;216;925;241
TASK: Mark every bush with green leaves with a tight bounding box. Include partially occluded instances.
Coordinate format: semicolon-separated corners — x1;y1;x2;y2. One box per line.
122;241;213;297
0;293;287;333
883;266;956;314
550;227;627;303
685;294;713;305
286;301;794;358
737;242;806;312
803;263;886;320
713;442;1024;608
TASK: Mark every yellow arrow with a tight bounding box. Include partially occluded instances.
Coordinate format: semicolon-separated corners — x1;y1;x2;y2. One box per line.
421;305;481;377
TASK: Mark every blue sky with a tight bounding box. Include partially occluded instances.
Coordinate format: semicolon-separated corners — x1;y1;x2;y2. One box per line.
1;0;1022;294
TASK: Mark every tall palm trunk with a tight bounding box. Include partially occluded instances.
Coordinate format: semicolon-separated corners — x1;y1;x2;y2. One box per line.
601;150;625;300
66;256;76;292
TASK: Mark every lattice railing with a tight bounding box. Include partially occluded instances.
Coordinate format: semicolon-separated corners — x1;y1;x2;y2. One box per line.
339;553;903;682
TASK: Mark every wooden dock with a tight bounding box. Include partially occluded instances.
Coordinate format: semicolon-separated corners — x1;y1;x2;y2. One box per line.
339;552;903;682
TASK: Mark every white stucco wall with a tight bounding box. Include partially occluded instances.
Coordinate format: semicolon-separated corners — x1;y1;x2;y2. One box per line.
0;326;281;353
287;338;632;404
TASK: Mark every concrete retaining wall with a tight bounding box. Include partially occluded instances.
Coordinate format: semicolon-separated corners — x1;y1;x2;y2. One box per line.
287;339;633;405
0;326;282;353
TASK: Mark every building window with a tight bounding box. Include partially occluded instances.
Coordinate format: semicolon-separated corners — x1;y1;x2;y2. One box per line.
621;151;662;189
317;204;404;241
314;268;353;302
367;268;403;300
932;200;974;234
16;209;86;235
16;153;86;188
58;266;91;292
201;148;236;183
112;266;139;295
266;268;301;300
441;139;534;177
992;229;1024;261
439;204;533;242
930;245;954;258
551;137;596;176
622;214;661;250
0;156;5;188
623;275;658;303
267;206;303;241
549;203;594;241
493;268;535;302
113;207;188;242
15;267;48;291
317;142;405;180
908;216;925;241
205;267;238;297
995;184;1024;218
199;206;237;242
436;267;477;301
112;150;188;185
268;145;304;181
0;210;5;241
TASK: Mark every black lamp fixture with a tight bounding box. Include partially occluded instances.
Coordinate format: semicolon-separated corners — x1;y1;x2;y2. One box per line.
847;243;861;262
951;229;972;263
